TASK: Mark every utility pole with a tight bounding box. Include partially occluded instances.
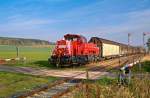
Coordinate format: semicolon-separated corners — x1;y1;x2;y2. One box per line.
128;33;132;85
128;33;131;48
143;32;146;55
143;32;150;54
128;33;131;60
119;45;121;66
143;32;146;48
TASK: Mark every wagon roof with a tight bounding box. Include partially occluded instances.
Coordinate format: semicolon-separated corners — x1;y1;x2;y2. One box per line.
90;37;129;47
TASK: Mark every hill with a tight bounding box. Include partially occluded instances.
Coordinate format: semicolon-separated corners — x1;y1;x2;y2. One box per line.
0;37;55;46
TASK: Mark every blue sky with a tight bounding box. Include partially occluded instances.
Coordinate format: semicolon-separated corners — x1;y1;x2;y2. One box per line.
0;0;150;46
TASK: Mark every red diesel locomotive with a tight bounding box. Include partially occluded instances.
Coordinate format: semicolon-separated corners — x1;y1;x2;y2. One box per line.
49;34;100;67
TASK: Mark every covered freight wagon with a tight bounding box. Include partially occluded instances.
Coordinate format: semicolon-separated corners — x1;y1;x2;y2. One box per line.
89;37;120;58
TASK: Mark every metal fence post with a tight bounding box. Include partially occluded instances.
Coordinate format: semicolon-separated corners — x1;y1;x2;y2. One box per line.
139;58;142;71
128;68;131;84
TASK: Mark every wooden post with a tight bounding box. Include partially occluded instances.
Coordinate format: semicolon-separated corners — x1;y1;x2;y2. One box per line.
139;57;143;79
128;67;131;84
16;46;19;58
139;58;142;71
86;84;89;98
86;69;89;80
133;56;134;65
119;57;121;66
119;45;121;66
86;69;89;98
128;33;131;61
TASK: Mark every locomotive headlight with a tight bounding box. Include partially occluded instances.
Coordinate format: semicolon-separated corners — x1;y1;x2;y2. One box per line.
58;45;66;48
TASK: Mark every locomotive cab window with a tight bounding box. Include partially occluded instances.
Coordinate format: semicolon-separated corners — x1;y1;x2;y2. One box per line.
65;36;78;41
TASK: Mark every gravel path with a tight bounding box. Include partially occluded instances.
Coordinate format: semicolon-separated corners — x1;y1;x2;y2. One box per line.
0;65;116;79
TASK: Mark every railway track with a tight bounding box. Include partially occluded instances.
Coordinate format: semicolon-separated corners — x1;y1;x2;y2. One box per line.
26;81;80;98
14;54;144;98
88;54;143;71
14;75;84;98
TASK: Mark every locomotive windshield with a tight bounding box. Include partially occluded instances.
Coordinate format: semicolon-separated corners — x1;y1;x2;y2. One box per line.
64;34;87;43
65;37;77;41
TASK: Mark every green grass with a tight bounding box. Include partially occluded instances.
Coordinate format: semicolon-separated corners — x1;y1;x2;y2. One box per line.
0;45;55;61
0;45;58;68
73;61;150;98
74;76;150;98
96;77;116;86
0;71;58;97
131;61;150;73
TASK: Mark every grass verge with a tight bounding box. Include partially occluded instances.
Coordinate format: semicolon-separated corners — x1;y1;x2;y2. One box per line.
0;71;58;97
73;60;150;98
131;61;150;73
74;76;150;98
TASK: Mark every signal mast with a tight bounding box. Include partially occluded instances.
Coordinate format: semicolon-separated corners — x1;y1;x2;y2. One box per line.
143;32;150;53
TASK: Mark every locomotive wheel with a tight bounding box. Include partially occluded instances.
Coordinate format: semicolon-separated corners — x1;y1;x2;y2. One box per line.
56;58;61;68
56;63;59;68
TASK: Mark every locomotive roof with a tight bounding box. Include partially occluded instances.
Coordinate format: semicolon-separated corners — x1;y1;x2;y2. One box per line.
64;34;87;42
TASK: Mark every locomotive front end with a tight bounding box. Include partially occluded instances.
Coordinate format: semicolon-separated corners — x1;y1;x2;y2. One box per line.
49;39;72;67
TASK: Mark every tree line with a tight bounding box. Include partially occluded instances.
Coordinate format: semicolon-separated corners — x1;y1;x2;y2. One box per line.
0;37;55;46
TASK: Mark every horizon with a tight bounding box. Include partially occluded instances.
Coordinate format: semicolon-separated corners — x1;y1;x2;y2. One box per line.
0;0;150;46
0;34;145;47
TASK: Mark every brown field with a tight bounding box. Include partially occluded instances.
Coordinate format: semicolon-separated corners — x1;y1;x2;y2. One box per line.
142;54;150;61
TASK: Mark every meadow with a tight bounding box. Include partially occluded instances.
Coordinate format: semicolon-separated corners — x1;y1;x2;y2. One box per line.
0;45;55;60
0;45;56;68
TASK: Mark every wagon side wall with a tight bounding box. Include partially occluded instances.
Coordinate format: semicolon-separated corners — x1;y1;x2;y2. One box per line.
102;43;120;57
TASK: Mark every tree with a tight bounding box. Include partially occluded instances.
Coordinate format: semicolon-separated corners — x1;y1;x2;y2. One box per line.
147;38;150;53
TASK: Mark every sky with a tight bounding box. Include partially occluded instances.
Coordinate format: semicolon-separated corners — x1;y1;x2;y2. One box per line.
0;0;150;46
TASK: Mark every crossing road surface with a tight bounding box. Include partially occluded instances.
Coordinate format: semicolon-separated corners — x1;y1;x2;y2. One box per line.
0;65;115;79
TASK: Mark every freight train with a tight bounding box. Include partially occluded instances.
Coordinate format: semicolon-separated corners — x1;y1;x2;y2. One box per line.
49;34;144;67
89;37;145;59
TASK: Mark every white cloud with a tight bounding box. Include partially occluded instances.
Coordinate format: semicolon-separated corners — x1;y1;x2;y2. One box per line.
0;14;60;33
66;8;150;46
